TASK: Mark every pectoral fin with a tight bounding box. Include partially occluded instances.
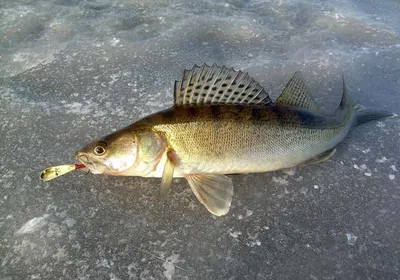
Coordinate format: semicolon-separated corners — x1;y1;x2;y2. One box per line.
185;174;233;216
160;150;179;196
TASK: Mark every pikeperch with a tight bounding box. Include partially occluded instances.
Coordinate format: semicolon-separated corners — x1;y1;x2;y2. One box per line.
76;64;396;216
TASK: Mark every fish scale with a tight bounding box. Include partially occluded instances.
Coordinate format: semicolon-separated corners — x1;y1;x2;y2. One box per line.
145;105;347;175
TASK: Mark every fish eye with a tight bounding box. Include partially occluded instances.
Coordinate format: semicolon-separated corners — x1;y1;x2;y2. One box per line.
93;142;107;156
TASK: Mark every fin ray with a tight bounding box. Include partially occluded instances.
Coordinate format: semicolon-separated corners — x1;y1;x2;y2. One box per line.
340;74;396;127
175;64;272;106
160;157;174;196
185;173;233;216
160;150;179;196
276;72;319;111
300;149;336;166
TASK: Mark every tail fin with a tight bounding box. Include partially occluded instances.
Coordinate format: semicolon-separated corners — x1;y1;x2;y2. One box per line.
340;74;397;127
354;105;397;126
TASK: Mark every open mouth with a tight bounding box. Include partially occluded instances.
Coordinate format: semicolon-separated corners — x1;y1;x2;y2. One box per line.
76;153;95;171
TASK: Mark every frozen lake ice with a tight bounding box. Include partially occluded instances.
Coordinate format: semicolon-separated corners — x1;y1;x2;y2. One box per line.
1;0;399;279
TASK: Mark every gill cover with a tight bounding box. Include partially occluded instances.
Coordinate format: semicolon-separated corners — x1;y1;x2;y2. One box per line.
135;131;167;176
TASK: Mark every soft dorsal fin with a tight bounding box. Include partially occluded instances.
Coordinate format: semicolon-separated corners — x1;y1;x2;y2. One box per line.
275;72;319;111
174;64;273;106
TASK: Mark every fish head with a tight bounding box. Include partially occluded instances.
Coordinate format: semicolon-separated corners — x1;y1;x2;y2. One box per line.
76;129;138;175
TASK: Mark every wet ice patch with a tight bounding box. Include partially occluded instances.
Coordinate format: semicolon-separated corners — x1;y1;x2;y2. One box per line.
53;247;68;261
353;163;373;176
109;72;122;86
353;164;367;170
96;258;111;268
237;209;253;220
245;209;253;217
109;273;120;280
376;122;385;128
64;102;94;115
376;156;388;163
63;217;77;228
346;233;357;246
300;187;308;196
272;176;289;186
282;169;296;176
127;263;138;278
7;49;61;77
110;37;120;47
162;254;180;280
361;148;371;154
246;231;261;247
229;230;242;238
16;214;49;235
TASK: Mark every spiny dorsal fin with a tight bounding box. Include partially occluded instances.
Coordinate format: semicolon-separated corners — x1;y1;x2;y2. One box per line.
174;64;272;106
275;72;319;111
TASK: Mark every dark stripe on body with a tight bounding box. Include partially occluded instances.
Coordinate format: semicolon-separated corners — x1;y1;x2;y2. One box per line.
161;108;176;121
135;104;346;130
210;105;223;119
187;106;198;119
234;105;245;121
251;106;263;122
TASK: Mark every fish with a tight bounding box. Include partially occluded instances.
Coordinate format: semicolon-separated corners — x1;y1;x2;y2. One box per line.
76;64;397;216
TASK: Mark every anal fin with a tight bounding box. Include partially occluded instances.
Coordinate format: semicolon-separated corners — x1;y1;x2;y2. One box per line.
185;174;233;216
301;149;336;166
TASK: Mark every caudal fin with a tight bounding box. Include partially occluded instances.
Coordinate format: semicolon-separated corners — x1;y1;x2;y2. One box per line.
354;105;397;126
340;74;397;127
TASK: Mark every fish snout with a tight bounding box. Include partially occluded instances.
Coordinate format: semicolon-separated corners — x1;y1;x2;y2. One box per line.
76;152;91;165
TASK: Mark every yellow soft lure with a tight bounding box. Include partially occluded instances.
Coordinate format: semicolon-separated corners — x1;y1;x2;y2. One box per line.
40;164;86;182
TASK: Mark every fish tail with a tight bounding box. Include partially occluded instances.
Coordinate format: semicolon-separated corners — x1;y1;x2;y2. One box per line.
353;105;397;127
340;74;397;127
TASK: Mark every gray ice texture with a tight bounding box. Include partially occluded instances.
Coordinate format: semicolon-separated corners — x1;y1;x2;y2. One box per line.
0;0;399;279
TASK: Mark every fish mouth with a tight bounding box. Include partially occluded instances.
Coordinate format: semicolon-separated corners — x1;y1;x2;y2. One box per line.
76;153;96;171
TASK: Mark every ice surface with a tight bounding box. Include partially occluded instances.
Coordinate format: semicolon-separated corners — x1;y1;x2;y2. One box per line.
1;0;399;279
15;215;49;235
